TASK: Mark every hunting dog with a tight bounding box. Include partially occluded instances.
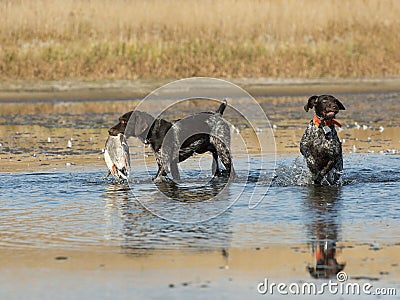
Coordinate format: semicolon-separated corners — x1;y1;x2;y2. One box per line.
300;95;345;185
108;100;234;181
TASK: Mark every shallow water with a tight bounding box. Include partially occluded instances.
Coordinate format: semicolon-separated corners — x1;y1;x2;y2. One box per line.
1;90;399;293
1;153;399;252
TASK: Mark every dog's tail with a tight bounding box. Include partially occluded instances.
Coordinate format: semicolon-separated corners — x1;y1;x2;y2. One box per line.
216;98;227;115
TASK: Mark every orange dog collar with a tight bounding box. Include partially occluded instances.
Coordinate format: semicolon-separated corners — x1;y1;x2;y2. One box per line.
313;115;342;128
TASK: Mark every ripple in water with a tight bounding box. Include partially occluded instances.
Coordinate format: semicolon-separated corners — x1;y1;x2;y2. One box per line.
0;153;399;250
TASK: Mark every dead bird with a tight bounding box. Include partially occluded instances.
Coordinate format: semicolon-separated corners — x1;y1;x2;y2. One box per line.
104;133;130;181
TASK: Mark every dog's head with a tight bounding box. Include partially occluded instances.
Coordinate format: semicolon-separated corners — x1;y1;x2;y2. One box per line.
304;95;345;120
108;111;155;138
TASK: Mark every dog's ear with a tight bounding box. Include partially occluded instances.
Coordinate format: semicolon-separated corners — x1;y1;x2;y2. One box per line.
304;95;319;112
125;111;154;137
335;98;346;110
119;111;133;123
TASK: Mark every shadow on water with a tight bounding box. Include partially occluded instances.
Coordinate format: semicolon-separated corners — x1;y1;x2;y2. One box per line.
154;176;229;202
302;185;346;279
101;179;234;255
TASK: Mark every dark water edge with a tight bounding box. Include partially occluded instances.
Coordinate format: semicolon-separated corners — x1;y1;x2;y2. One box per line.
2;77;400;102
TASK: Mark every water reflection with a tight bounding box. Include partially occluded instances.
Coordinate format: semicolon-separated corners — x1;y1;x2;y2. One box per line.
155;177;228;202
130;176;235;223
303;186;346;279
102;179;233;254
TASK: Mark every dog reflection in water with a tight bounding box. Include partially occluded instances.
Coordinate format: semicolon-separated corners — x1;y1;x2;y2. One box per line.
308;239;346;279
305;186;346;279
104;133;130;181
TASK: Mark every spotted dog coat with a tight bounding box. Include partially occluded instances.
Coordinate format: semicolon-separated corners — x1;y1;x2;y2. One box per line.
300;95;345;185
108;100;234;182
300;118;343;184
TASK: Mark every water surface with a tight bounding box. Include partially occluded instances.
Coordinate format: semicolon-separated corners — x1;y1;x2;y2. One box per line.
1;154;399;252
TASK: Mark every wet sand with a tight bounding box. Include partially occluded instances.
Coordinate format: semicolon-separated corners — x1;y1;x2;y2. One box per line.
1;79;399;299
1;78;399;173
2;244;399;299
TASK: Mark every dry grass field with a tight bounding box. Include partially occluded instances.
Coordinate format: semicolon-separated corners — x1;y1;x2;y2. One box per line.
1;0;400;80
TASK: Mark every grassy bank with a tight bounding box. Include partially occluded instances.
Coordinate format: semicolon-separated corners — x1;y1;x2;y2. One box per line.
1;0;400;80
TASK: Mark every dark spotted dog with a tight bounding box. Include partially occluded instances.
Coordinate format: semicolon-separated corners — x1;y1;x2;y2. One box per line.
108;100;234;182
300;95;346;185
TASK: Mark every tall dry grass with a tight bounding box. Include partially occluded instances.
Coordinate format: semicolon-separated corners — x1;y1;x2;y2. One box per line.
1;0;400;80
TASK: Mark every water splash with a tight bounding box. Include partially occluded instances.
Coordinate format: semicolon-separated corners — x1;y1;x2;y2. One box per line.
272;156;311;186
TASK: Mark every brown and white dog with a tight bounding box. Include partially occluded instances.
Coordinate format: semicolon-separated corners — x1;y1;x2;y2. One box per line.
300;95;346;185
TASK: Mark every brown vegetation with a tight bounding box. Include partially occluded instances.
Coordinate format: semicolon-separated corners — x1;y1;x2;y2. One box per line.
1;0;400;80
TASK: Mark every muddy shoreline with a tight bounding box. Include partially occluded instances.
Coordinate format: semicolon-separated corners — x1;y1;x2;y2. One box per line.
1;78;399;173
1;77;400;102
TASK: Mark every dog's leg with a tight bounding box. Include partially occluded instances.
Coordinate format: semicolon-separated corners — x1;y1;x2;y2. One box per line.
155;164;167;179
154;153;168;180
215;142;235;178
300;128;311;157
315;159;336;184
157;165;167;176
300;144;309;157
315;141;343;184
301;146;320;182
329;157;343;184
163;128;181;181
210;122;235;178
222;153;236;178
211;149;220;176
314;172;324;184
170;160;180;181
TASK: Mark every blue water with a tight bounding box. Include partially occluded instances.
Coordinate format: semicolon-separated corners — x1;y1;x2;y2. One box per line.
1;153;399;251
